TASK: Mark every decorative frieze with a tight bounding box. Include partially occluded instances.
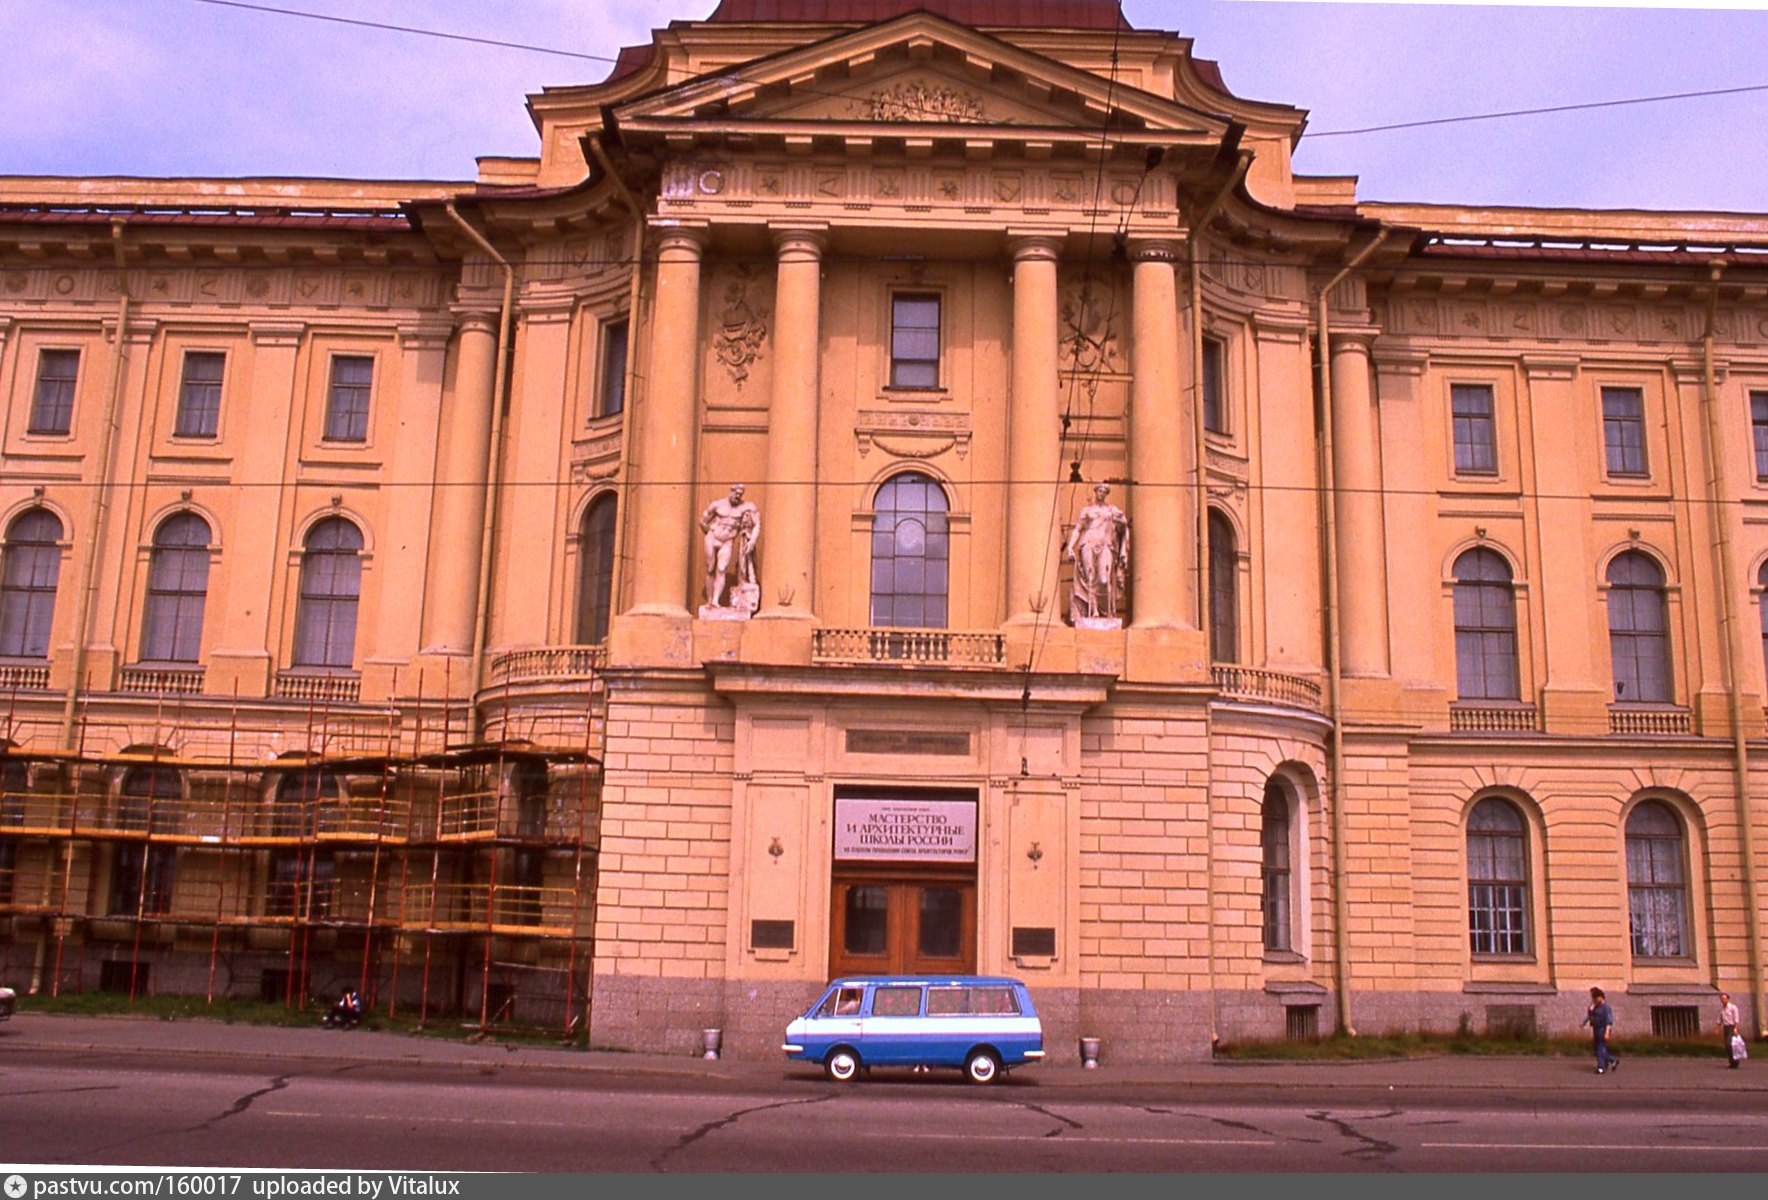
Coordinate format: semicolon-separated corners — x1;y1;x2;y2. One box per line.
0;265;443;310
855;408;971;459
1382;295;1768;347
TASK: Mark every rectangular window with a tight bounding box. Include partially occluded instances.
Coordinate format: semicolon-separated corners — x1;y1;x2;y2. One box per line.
1752;392;1768;482
29;349;79;435
597;318;628;418
889;294;940;389
174;351;225;438
1202;336;1226;433
1602;386;1648;477
1451;384;1497;474
323;355;373;442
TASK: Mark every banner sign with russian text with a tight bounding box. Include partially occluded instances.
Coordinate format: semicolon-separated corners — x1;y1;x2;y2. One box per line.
833;796;976;863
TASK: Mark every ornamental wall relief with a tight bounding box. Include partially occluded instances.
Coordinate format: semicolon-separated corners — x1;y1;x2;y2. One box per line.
1059;277;1124;400
851;82;985;123
712;265;770;389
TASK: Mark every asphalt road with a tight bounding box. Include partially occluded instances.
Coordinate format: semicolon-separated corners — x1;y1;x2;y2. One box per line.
3;1037;1766;1173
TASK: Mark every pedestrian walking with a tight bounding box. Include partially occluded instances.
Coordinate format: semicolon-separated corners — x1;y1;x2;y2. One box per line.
1719;992;1744;1069
1581;986;1620;1075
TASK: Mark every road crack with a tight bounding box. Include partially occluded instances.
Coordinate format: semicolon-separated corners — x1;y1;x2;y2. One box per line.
1011;1100;1084;1138
1306;1108;1401;1167
190;1074;294;1131
652;1094;831;1171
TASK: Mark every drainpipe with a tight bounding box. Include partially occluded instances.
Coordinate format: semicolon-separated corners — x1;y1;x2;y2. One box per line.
1696;260;1766;1037
442;203;515;717
1313;228;1391;1038
1187;152;1250;1049
57;219;133;747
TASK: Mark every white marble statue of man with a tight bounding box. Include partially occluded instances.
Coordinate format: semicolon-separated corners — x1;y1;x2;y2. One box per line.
1064;482;1130;623
700;483;761;610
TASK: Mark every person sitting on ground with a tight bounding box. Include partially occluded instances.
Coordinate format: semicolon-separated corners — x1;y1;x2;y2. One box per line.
324;987;363;1029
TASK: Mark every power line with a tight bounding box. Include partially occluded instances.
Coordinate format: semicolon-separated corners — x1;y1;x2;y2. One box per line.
177;0;1768;144
1309;82;1768;139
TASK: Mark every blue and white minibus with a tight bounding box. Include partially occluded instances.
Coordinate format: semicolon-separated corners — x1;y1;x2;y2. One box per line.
783;975;1044;1084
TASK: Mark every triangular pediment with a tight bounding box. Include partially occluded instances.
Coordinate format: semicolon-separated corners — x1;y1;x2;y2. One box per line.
613;11;1229;143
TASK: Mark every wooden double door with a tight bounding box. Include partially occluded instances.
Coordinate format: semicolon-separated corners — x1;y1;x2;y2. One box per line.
828;865;976;978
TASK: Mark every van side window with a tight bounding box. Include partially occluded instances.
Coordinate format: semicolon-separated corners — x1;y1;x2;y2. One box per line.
872;985;923;1017
817;986;865;1018
927;987;969;1015
974;986;1020;1015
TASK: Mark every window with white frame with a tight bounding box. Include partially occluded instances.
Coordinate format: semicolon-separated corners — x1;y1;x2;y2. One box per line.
1606;551;1670;703
139;514;212;663
1626;800;1689;959
1453;548;1520;700
174;351;225;438
1467;796;1530;956
292;518;363;669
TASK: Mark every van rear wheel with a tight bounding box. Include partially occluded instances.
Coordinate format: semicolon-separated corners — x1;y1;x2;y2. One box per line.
825;1047;861;1082
964;1048;1001;1085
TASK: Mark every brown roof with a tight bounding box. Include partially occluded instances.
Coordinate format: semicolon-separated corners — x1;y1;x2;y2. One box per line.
706;0;1131;29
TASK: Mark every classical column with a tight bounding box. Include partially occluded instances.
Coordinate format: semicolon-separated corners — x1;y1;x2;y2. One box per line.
758;227;824;618
628;227;707;617
422;309;497;654
1128;238;1194;628
1006;235;1062;624
1330;334;1390;675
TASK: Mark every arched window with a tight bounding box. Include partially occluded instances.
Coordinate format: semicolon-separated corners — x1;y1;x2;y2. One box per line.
870;473;949;629
1453;549;1519;700
0;509;64;658
293;518;363;669
1757;560;1768;687
1467;796;1529;956
1208;511;1238;664
1626;800;1688;959
268;771;339;916
1260;779;1293;952
140;514;212;663
574;495;616;644
1607;552;1669;702
111;765;180;916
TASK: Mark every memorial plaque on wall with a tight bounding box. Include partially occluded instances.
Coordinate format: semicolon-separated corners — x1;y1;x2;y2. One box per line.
833;796;977;864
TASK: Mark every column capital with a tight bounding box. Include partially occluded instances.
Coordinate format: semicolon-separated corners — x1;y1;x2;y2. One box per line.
1007;234;1064;264
652;223;710;258
770;225;828;259
1127;237;1184;264
249;321;306;348
453;309;500;337
1327;329;1378;357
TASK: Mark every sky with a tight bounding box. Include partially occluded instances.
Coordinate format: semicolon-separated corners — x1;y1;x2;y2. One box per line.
1;0;1766;212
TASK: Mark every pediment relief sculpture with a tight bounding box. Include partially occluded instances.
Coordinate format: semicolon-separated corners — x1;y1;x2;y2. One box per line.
850;80;985;124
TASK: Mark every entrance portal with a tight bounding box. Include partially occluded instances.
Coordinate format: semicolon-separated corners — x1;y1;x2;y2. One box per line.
828;788;978;977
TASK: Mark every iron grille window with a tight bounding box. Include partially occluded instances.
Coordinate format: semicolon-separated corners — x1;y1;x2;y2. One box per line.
139;514;212;663
0;509;64;659
1606;552;1670;703
575;494;616;644
1285;1005;1320;1042
1453;548;1520;700
1208;511;1237;664
869;472;950;629
1602;386;1648;477
1260;780;1292;952
1467;796;1530;955
1626;801;1689;958
1202;336;1226;433
597;318;628;418
292;518;363;668
1753;392;1768;482
323;355;373;442
29;349;79;435
889;294;940;388
174;351;225;438
1651;1005;1701;1039
1451;383;1497;474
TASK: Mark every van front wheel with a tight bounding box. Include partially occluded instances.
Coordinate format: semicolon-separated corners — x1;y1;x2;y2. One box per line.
964;1048;1001;1085
825;1047;861;1082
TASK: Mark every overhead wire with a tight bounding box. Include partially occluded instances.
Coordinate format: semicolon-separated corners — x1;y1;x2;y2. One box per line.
175;0;1768;143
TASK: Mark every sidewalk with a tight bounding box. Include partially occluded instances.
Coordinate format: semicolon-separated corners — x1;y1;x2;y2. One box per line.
5;1011;1762;1095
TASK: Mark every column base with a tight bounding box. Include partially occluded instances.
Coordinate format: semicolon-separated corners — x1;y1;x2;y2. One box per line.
204;651;271;698
1124;626;1207;684
1539;686;1612;736
607;610;695;669
738;616;814;667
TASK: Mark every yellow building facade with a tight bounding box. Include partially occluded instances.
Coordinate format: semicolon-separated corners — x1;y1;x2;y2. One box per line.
0;0;1764;1059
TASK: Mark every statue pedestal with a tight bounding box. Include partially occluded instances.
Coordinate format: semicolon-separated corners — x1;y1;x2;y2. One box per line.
1072;616;1123;631
697;605;751;622
698;582;759;622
